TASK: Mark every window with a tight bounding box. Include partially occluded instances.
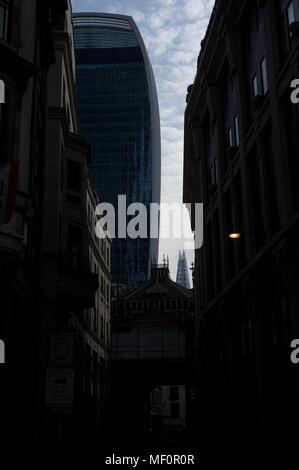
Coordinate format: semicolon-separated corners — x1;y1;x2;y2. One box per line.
287;1;295;26
169;386;179;401
241;321;254;357
60;145;65;190
287;1;296;37
209;165;214;185
52;11;66;29
0;79;4;105
261;57;268;95
230;74;234;90
228;127;233;147
93;308;97;332
0;0;11;41
252;75;258;96
0;98;4;161
208;159;218;186
170;403;180;419
234;115;240;146
58;214;62;253
66;105;71;128
0;87;10;165
214;159;218;184
151;388;161;407
62;81;66;109
106;322;109;344
87;204;90;226
100;316;104;339
255;0;261;31
67;225;83;269
67;160;81;192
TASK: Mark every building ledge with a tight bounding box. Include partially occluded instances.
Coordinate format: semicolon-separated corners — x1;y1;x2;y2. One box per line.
0;41;36;88
0;229;23;262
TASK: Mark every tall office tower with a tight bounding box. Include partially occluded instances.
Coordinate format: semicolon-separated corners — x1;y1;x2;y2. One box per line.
176;251;191;289
73;13;161;290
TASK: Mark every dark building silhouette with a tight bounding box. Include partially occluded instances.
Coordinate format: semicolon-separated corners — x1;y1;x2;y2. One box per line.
73;13;161;290
0;0;56;450
184;0;299;463
109;262;194;450
0;0;111;453
39;3;112;451
176;250;191;289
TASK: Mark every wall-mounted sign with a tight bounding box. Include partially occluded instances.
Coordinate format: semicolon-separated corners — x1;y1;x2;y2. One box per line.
45;368;74;414
49;332;74;367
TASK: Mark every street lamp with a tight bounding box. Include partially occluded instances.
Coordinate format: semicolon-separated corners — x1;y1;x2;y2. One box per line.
228;230;257;239
228;232;242;239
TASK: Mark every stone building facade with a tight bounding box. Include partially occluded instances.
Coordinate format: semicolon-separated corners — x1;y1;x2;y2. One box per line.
0;0;111;452
40;2;111;451
0;0;57;449
82;178;112;435
184;0;299;462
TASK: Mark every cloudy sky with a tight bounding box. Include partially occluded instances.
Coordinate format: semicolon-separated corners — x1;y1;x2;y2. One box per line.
72;0;214;281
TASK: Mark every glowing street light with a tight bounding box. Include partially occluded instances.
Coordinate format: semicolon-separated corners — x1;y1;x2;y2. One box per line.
228;232;242;239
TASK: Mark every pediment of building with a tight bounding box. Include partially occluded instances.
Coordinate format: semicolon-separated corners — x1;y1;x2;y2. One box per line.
144;284;168;295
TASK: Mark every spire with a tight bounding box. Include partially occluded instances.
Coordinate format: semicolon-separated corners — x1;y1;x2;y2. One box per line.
176;250;191;289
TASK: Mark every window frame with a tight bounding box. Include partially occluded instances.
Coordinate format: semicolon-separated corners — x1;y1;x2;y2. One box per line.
228;127;234;148
260;57;268;95
67;159;82;193
287;0;296;37
287;0;295;26
234;115;240;147
0;0;12;42
170;402;180;419
252;74;258;97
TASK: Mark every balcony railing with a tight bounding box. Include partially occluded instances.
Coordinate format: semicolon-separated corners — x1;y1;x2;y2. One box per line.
0;0;11;42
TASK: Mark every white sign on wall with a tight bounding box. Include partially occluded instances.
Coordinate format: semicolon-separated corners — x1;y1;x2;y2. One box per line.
46;368;74;414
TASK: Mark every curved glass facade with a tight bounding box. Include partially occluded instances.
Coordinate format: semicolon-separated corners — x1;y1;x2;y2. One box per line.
74;13;161;289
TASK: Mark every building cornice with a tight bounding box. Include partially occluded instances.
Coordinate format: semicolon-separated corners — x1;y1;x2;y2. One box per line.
0;41;36;92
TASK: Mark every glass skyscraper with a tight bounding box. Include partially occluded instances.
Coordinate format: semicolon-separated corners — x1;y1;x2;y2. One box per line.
73;13;161;290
